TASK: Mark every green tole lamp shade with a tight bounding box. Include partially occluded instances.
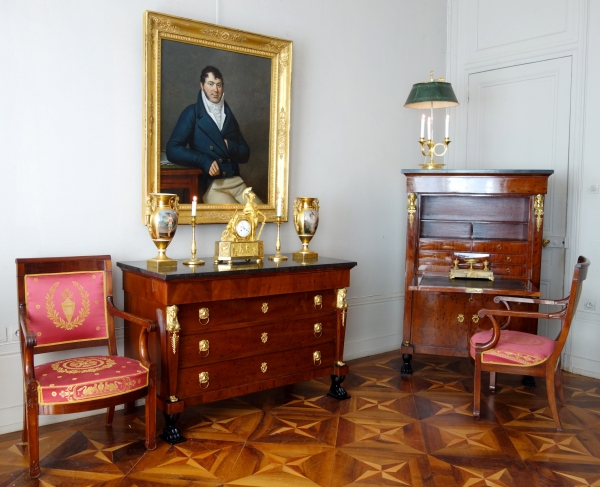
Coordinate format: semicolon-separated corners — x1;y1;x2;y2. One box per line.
404;80;459;109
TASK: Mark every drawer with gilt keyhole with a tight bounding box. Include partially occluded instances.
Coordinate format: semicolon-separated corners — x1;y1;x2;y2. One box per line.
178;314;337;367
472;241;529;254
419;239;472;251
486;253;527;265
490;263;527;278
176;342;336;399
175;289;337;334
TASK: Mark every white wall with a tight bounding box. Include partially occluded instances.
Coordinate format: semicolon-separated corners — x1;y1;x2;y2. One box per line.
0;0;447;434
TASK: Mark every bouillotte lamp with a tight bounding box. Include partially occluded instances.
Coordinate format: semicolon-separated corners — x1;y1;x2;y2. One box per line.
404;71;459;169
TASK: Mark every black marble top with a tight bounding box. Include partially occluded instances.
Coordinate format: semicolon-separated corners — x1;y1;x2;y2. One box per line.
117;255;357;281
401;169;554;174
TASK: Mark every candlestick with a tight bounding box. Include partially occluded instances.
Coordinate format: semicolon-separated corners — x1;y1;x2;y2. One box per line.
276;193;283;217
183;215;205;266
427;116;432;140
191;196;197;216
420;114;425;138
445;114;449;138
268;216;288;262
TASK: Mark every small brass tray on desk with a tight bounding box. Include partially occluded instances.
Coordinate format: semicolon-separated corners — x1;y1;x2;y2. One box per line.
449;253;494;281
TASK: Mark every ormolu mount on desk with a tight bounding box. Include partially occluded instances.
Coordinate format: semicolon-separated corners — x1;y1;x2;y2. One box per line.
449;253;494;281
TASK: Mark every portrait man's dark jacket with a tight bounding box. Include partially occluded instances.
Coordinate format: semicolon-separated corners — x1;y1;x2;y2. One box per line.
166;90;250;182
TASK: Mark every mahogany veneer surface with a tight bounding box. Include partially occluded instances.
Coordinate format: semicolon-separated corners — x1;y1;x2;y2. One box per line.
117;256;356;416
402;170;553;363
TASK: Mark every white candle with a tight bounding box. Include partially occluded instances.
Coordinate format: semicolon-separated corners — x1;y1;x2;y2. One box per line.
276;193;283;217
420;114;425;138
191;196;197;216
445;114;449;138
427;116;432;141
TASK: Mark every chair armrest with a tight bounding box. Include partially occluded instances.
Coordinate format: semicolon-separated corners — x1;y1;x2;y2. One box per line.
478;307;566;320
106;297;157;333
493;295;568;307
106;296;157;369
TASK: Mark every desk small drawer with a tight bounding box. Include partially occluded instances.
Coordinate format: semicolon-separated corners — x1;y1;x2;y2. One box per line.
178;314;336;367
490;263;526;278
419;239;472;251
488;253;527;265
177;342;335;397
176;289;337;334
472;241;529;254
418;250;455;262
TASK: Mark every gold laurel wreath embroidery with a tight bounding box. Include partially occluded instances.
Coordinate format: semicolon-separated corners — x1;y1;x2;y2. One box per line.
45;281;91;330
52;358;115;374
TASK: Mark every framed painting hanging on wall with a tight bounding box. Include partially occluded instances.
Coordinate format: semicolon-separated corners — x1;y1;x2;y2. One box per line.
142;11;292;224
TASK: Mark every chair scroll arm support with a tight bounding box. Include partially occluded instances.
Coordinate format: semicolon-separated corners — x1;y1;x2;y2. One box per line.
106;296;157;368
18;304;37;348
474;315;503;352
18;304;37;383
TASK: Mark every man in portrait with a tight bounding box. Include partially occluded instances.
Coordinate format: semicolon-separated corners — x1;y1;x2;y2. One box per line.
166;66;261;204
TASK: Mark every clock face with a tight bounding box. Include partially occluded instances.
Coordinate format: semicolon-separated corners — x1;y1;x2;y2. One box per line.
235;219;252;238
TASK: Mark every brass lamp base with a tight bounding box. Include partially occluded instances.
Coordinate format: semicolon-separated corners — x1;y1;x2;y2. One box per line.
419;137;450;170
420;161;445;169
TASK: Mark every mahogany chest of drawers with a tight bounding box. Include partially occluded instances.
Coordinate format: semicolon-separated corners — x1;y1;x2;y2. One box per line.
400;169;553;374
117;256;356;441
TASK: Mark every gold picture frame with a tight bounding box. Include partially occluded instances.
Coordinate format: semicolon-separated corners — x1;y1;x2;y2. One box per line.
142;11;292;224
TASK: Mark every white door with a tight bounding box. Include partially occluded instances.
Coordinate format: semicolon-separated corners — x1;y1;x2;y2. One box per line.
466;57;572;338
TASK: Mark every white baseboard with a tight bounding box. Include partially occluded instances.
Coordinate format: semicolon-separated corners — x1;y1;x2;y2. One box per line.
565;354;600;380
344;334;402;361
0;405;126;436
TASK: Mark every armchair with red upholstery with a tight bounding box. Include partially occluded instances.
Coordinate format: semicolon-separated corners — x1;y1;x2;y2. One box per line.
16;255;157;478
471;255;590;431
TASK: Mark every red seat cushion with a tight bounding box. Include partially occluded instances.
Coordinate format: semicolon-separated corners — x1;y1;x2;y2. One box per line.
25;271;109;347
35;356;148;405
470;329;556;366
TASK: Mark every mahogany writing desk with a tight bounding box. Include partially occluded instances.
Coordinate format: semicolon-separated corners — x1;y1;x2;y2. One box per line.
400;169;553;374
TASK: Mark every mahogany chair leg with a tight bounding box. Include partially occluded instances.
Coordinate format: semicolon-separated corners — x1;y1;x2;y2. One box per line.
106;406;115;425
145;370;157;450
473;354;482;419
555;366;567;406
26;387;40;478
546;371;562;431
489;372;497;392
22;396;28;444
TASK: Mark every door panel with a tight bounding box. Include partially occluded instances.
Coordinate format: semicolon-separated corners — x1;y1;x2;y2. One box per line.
467;58;572;337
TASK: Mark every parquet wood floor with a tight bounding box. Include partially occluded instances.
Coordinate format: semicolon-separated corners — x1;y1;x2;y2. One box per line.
2;351;600;486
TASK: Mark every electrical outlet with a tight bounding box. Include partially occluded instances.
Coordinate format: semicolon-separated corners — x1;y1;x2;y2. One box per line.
583;300;596;312
9;326;19;342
